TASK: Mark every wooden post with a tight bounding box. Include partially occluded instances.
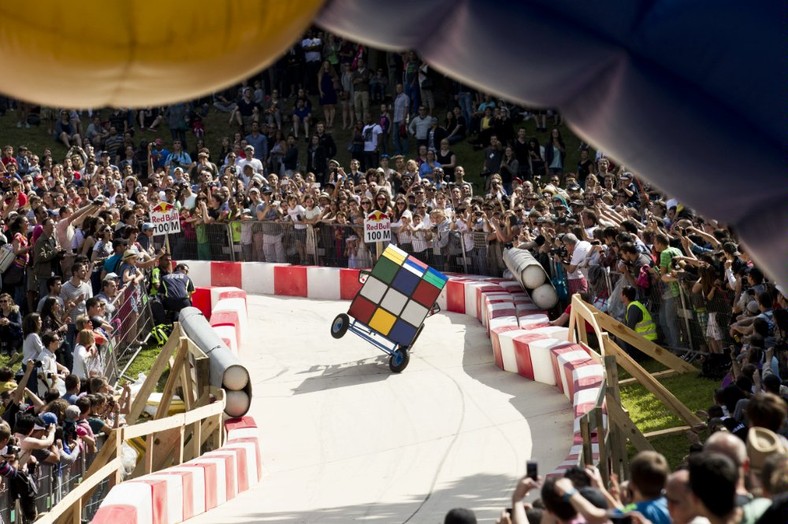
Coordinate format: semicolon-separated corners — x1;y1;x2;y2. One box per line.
594;407;609;487
605;392;654;452
155;338;189;419
580;415;592;465
602;352;626;479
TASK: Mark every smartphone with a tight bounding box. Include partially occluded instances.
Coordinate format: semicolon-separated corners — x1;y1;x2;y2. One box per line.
526;460;538;480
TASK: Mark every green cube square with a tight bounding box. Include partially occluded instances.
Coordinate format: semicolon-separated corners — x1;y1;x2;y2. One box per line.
371;256;401;284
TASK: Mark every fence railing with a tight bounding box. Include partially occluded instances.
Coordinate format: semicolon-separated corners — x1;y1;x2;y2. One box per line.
37;325;225;523
567;295;702;483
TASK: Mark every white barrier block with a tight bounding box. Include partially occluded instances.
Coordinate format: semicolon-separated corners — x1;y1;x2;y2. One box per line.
213;297;248;347
131;473;184;524
306;266;342;300
224;440;261;488
96;482;154;524
186;457;228;506
187;261;212;288
163;465;207;517
518;313;550;329
530;338;565;386
496;328;531;373
213;325;238;355
210;287;247;310
528;325;570;340
241;262;285;295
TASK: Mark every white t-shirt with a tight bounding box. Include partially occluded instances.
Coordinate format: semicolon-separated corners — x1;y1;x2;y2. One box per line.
72;343;90;380
36;348;59;396
287;205;307;230
362;124;383;152
23;333;44;363
568;240;592;280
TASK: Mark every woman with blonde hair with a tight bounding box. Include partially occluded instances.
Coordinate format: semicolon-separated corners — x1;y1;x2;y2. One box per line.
72;329;102;381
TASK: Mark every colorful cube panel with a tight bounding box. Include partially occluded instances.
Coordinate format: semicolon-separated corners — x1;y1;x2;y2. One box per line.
369;308;397;336
392;266;421;295
401;300;429;327
371;256;400;284
412;280;442;308
346;245;448;347
381;288;409;316
348;295;377;325
389;319;418;347
359;276;388;303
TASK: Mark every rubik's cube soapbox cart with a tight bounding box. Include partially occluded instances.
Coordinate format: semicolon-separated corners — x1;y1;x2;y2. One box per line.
331;245;449;372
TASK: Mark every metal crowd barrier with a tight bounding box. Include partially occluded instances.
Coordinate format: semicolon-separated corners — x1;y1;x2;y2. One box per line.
0;433;107;523
587;268;733;355
178;220;511;276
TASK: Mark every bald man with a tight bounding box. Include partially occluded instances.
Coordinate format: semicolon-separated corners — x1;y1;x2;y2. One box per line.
704;432;772;522
664;469;709;524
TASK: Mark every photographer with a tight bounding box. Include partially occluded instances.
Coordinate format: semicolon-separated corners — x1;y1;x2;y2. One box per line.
32;217;63;300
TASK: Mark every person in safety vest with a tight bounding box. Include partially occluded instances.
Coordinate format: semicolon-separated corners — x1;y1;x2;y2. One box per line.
621;285;658;342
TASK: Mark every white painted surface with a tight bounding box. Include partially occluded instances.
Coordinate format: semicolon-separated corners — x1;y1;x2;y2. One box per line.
187;295;573;523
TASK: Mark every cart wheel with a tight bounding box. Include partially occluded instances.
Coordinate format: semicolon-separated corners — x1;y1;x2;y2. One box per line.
389;349;410;373
330;314;350;339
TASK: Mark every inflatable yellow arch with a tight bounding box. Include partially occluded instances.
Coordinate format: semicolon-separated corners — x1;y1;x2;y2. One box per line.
0;0;324;108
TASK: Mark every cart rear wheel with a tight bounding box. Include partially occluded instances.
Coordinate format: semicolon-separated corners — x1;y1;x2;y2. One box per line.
331;314;350;339
389;349;410;373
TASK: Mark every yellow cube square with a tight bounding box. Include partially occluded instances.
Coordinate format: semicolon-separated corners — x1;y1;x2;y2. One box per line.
368;307;397;336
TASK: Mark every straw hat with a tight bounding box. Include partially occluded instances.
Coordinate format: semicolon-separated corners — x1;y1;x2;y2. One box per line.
747;426;788;473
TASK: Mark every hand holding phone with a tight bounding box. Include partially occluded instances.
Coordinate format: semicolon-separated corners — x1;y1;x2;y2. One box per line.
526;460;538;480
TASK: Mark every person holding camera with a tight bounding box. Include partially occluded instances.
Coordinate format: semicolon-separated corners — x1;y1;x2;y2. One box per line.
31;217;63;300
36;332;69;397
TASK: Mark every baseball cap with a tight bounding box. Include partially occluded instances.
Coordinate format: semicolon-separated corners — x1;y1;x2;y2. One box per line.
65;405;80;421
141;222;154;232
39;412;58;427
103;272;119;281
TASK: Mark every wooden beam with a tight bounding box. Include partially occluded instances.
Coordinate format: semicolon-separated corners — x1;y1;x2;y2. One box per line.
35;457;123;524
580;415;592;465
643;426;692;439
592;312;696;373
127;324;181;425
619;369;678;386
605;393;654;452
155;338;189;419
594;407;609;487
607;340;703;427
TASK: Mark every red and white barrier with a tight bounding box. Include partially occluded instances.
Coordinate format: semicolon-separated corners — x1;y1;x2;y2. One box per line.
176;261;612;489
93;482;157;524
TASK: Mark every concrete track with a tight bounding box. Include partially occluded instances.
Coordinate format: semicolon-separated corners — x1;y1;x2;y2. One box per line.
187;294;573;523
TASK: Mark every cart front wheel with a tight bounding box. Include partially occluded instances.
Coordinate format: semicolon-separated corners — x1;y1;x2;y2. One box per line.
331;314;350;339
389;349;410;373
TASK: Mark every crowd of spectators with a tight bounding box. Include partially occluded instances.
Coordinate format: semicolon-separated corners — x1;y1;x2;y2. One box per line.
0;28;786;522
444;398;788;523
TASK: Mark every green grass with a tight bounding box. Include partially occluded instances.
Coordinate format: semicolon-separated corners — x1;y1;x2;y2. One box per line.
120;342;170;393
618;362;717;468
